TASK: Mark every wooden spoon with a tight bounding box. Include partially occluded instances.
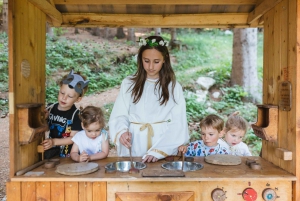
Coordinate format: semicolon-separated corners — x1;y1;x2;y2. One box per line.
129;147;139;174
181;152;185;171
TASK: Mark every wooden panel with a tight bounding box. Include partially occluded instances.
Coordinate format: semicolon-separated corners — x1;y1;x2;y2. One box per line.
79;182;93;201
6;181;21;201
51;182;65;201
9;0;47;176
116;192;194;201
288;0;300;200
36;182;50;201
93;182;106;201
65;182;79;201
53;0;258;5
61;13;250;28
22;182;36;201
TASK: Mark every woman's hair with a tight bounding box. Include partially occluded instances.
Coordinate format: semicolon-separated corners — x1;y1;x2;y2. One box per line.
59;71;89;97
225;111;248;132
79;106;105;128
200;114;224;133
130;36;176;105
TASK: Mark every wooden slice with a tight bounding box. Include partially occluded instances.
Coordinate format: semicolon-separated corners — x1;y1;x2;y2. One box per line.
205;154;241;165
56;162;99;176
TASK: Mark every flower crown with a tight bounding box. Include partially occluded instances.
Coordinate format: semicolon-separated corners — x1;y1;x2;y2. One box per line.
138;38;169;47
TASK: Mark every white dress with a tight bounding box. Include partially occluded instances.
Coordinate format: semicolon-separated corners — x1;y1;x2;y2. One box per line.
72;129;108;155
109;76;190;159
218;138;252;156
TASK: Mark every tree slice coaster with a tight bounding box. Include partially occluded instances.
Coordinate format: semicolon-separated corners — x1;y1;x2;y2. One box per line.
205;155;241;165
56;162;99;176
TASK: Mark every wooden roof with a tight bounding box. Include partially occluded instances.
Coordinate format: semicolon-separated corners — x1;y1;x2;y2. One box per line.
32;0;278;27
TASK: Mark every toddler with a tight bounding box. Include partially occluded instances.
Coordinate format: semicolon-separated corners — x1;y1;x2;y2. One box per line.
71;106;109;162
179;114;230;157
218;112;252;156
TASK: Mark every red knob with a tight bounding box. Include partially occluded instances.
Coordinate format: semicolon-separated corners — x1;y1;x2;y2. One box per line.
242;188;257;201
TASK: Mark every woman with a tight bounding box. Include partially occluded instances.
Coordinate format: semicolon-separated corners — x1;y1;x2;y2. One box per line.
109;36;189;162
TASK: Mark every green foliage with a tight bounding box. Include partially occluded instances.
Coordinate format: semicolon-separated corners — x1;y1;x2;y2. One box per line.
221;85;248;105
184;91;209;122
0;32;8;92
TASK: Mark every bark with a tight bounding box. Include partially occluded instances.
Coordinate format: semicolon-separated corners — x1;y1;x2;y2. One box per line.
92;27;101;36
155;28;161;36
126;28;135;42
2;0;8;33
231;28;261;103
46;23;54;37
116;27;126;39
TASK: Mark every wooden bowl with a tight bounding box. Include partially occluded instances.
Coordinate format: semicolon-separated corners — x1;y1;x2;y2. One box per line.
44;161;56;169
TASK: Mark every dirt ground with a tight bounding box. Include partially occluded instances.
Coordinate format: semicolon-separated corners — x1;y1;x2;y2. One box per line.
0;88;120;200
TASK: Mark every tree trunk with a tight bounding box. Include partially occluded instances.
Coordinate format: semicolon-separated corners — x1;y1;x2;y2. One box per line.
116;27;126;39
92;27;101;36
127;28;135;43
46;23;54;37
104;28;109;38
170;28;177;42
155;28;161;36
231;28;261;103
2;0;8;33
74;28;79;34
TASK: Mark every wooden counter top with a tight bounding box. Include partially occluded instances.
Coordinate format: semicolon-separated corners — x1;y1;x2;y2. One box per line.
11;156;296;182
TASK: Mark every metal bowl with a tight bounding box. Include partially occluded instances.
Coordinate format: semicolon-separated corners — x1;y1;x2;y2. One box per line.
105;161;146;172
161;161;203;172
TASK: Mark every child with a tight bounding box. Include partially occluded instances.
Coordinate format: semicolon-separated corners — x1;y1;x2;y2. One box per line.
179;114;230;157
218;112;252;156
70;106;109;162
42;70;89;159
109;36;189;163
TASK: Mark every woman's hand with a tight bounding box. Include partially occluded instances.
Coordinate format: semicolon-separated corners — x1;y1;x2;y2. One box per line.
79;151;90;162
142;155;158;163
41;138;54;150
119;130;132;149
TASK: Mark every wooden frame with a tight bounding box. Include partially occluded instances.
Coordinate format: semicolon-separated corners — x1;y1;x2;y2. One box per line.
6;0;300;200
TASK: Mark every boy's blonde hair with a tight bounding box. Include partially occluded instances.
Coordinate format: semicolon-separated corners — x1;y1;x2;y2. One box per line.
59;71;88;97
200;114;224;132
225;111;248;132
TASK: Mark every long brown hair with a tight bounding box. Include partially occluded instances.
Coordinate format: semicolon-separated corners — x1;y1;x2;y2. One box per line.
130;36;176;105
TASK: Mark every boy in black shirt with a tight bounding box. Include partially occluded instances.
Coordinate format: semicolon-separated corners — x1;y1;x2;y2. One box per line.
42;70;89;159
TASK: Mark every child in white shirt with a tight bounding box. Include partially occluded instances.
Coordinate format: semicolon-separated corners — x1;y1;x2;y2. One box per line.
218;112;252;156
71;106;109;162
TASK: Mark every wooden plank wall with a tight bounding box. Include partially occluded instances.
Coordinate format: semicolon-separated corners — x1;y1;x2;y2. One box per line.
6;181;107;201
262;0;300;200
9;0;46;176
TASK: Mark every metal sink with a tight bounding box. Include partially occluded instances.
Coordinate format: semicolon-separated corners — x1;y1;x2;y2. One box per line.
162;161;204;172
105;161;146;172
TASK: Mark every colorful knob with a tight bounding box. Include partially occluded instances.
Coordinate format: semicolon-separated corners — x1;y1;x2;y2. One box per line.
242;188;257;201
262;188;277;201
211;188;226;201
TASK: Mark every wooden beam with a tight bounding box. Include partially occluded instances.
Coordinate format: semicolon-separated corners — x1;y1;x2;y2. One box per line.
247;0;283;24
61;13;252;28
54;0;257;5
28;0;62;26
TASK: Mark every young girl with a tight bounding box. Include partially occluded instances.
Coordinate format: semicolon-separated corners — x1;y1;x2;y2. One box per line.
71;106;109;162
109;36;189;163
218;112;252;156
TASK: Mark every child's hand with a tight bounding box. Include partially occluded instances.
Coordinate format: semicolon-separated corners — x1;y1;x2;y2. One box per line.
178;145;187;154
44;109;49;120
79;151;89;162
41;139;54;150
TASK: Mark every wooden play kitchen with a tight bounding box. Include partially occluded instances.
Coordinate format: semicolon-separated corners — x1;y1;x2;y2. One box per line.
6;0;300;200
8;156;296;201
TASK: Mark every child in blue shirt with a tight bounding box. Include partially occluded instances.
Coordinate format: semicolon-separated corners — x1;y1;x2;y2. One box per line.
179;114;230;156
